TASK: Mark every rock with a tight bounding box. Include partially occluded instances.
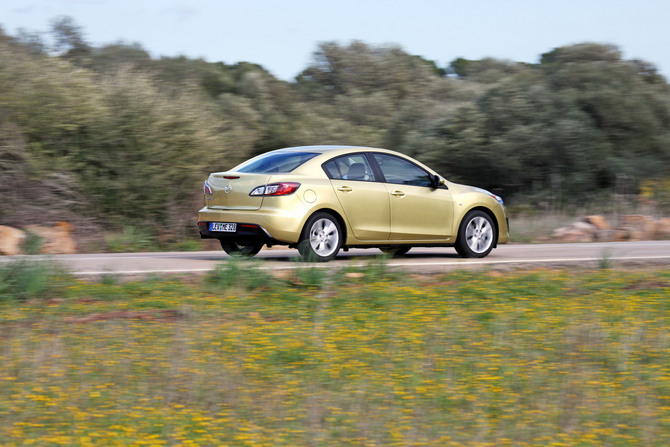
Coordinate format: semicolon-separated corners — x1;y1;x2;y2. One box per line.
25;221;77;254
654;218;670;239
549;214;670;243
621;214;656;232
551;221;597;242
594;230;616;242
0;225;26;255
614;229;631;242
628;229;646;241
572;221;597;233
583;215;611;231
617;215;657;241
551;227;589;243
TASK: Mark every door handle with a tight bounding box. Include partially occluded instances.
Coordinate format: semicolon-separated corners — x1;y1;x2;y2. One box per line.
390;190;405;197
337;186;353;192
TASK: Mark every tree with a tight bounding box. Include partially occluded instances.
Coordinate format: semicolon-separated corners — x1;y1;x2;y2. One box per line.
297;41;438;100
403;44;670;199
542;43;670;185
86;42;152;73
541;42;622;65
448;57;520;83
50;16;90;61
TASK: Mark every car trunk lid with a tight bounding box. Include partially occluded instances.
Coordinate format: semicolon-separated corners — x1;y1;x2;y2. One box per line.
206;173;272;210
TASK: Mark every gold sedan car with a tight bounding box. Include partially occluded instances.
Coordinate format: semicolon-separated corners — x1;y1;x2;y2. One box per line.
198;146;509;261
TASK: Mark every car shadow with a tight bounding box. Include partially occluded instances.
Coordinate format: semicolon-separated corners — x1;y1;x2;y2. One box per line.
259;251;462;263
180;249;462;263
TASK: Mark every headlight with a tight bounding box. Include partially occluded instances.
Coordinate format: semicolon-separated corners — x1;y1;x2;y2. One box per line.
489;193;504;205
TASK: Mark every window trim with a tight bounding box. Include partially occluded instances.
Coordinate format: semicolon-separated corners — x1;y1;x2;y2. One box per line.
322;151;447;189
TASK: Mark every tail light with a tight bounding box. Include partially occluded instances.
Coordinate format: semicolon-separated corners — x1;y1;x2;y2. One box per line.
250;182;300;196
203;180;213;195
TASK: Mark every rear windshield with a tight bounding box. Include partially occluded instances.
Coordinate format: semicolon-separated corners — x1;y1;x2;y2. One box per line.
235;152;319;173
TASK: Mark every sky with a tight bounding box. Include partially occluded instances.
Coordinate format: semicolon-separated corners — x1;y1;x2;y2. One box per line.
1;0;669;81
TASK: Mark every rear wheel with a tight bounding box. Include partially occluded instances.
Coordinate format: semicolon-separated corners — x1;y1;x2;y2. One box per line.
455;210;496;258
219;239;263;257
298;212;342;262
379;246;411;257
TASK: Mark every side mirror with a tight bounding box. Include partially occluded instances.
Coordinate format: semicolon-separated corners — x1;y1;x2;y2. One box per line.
431;174;445;189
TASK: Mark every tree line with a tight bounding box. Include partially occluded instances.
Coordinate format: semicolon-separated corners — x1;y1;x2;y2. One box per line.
1;17;669;245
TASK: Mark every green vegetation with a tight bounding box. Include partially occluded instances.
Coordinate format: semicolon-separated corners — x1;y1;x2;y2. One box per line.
0;259;71;302
1;18;670;250
105;226;157;253
1;258;670;445
20;230;44;255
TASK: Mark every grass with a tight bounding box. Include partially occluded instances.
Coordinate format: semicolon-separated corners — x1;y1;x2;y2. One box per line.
0;259;71;302
105;226;157;253
1;259;670;445
102;226;212;253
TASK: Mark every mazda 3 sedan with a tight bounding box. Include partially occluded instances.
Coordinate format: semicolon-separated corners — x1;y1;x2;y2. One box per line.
198;146;509;261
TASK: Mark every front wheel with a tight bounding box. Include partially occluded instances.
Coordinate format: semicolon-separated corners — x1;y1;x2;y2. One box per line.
298;213;342;262
220;240;263;257
455;210;496;258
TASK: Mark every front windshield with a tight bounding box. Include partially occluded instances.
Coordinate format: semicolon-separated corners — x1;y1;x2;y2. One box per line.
235;152;319;173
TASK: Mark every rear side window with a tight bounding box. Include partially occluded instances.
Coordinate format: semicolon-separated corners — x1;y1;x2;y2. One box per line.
236;152;318;173
323;154;375;181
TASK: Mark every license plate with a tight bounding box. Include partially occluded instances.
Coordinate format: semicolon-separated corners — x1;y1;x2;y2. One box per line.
210;222;237;232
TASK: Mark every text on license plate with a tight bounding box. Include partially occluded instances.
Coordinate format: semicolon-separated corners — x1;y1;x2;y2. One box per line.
210;222;237;232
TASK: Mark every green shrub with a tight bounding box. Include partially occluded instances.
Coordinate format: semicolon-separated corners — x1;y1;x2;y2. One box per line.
0;259;71;302
106;226;156;252
21;231;44;255
204;258;273;291
338;256;398;284
169;239;203;252
291;266;328;288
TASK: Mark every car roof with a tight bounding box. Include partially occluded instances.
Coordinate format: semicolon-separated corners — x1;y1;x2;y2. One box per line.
282;146;415;168
275;145;375;153
238;145;442;178
276;146;408;159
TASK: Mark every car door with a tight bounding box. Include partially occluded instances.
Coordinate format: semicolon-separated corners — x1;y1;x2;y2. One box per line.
371;153;454;241
323;154;391;240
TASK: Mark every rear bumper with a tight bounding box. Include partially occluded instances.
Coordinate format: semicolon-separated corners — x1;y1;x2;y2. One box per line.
197;206;305;244
198;221;277;245
198;221;272;238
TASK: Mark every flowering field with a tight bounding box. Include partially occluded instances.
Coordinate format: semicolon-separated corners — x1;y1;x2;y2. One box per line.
1;261;670;446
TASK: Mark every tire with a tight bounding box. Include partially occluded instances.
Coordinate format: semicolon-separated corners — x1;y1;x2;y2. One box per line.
455;210;496;258
379;246;411;257
298;212;342;262
219;239;263;257
454;242;467;257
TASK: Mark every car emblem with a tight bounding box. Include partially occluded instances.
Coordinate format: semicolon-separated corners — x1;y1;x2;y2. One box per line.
224;185;232;193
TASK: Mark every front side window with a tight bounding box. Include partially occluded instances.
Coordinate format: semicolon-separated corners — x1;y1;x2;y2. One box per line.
323;154;375;181
372;153;433;187
235;152;318;173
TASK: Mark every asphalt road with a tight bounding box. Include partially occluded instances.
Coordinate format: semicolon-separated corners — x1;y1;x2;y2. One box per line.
4;241;670;277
